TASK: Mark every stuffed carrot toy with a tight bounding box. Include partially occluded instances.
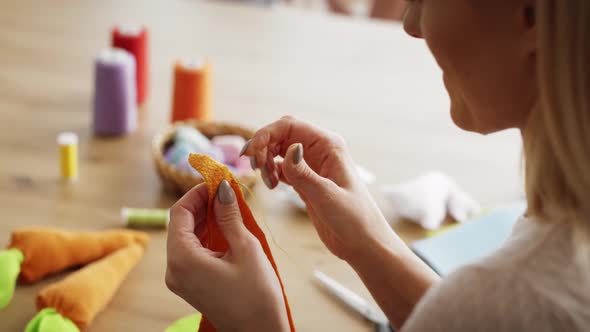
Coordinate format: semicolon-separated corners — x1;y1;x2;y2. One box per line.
8;228;149;283
33;243;146;329
0;228;148;310
188;154;296;332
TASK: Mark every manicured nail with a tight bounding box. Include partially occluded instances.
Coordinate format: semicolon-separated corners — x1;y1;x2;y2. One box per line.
239;140;251;156
261;167;273;189
217;180;235;205
293;144;303;165
250;156;257;170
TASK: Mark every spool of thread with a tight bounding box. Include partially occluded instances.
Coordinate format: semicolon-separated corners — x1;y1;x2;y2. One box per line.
171;59;212;122
57;132;79;182
93;48;138;136
121;207;169;228
111;25;149;104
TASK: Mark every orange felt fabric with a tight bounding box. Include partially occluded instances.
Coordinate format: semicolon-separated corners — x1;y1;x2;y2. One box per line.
8;228;149;284
188;154;295;332
36;243;146;329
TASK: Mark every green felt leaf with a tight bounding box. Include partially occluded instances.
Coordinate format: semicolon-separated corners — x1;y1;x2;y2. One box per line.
38;312;79;332
0;248;24;309
165;313;202;332
25;308;79;332
25;308;55;332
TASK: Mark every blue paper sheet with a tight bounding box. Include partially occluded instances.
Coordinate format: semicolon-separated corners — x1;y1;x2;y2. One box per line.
411;202;527;276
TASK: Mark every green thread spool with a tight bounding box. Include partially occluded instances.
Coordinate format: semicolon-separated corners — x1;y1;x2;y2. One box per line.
121;207;169;228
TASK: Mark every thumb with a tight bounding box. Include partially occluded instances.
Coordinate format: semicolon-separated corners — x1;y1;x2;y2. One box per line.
282;143;335;199
214;180;249;247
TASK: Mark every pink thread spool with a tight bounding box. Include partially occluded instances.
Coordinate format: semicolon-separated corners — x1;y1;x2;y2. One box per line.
93;48;137;136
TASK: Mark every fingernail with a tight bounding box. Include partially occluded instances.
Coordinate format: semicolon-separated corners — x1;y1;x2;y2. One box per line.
239;140;251;156
217;180;235;205
250;156;257;170
261;167;273;189
293;144;303;165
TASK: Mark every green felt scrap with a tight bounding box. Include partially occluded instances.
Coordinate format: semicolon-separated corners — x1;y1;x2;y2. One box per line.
0;248;24;309
25;308;79;332
165;313;202;332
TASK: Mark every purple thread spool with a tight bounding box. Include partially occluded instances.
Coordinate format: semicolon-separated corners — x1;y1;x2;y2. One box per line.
93;48;137;136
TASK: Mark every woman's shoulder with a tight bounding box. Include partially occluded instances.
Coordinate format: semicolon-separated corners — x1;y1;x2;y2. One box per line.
402;262;584;331
402;218;590;331
401;264;526;331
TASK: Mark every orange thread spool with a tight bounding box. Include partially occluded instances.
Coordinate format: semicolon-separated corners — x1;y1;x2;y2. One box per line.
171;59;212;122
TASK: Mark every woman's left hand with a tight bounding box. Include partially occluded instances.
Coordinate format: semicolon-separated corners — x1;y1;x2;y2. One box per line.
165;181;289;332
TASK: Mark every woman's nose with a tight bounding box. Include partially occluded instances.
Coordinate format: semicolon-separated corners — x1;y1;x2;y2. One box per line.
403;3;423;39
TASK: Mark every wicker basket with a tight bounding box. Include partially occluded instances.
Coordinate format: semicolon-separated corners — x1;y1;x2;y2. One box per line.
153;121;257;196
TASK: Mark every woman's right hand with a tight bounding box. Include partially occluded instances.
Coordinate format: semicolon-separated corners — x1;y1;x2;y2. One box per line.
241;116;396;262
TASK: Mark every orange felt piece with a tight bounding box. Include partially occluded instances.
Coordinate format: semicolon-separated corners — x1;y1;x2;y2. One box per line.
36;243;146;329
188;154;296;332
8;228;149;284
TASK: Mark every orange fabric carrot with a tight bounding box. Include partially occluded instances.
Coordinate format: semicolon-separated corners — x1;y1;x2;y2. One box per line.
36;243;146;329
188;154;296;332
8;228;149;284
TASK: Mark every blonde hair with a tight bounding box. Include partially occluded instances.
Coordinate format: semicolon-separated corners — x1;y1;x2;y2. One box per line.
524;0;590;261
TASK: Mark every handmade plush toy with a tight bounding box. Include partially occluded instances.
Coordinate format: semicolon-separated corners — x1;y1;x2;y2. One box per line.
381;172;481;230
188;154;295;332
0;228;148;331
7;228;148;284
34;244;146;329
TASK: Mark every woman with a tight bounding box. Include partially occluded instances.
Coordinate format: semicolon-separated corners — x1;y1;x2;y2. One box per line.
165;0;590;330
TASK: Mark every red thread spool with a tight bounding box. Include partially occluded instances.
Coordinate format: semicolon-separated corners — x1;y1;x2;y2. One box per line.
111;25;149;105
171;59;213;122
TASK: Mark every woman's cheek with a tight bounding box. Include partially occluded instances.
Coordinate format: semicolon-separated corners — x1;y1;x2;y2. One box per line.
418;3;484;132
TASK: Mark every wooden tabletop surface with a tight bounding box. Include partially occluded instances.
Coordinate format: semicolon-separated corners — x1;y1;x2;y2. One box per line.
0;0;523;331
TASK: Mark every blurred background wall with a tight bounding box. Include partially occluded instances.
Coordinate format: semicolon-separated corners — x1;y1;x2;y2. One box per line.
220;0;408;20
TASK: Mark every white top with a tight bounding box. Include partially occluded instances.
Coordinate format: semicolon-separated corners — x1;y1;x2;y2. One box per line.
403;217;590;331
117;24;143;36
181;58;205;70
57;132;78;145
97;48;135;67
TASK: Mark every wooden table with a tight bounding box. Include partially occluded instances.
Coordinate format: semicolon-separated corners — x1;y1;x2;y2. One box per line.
0;0;523;331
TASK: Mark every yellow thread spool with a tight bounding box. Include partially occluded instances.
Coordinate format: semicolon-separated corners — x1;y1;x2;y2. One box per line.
57;132;79;182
